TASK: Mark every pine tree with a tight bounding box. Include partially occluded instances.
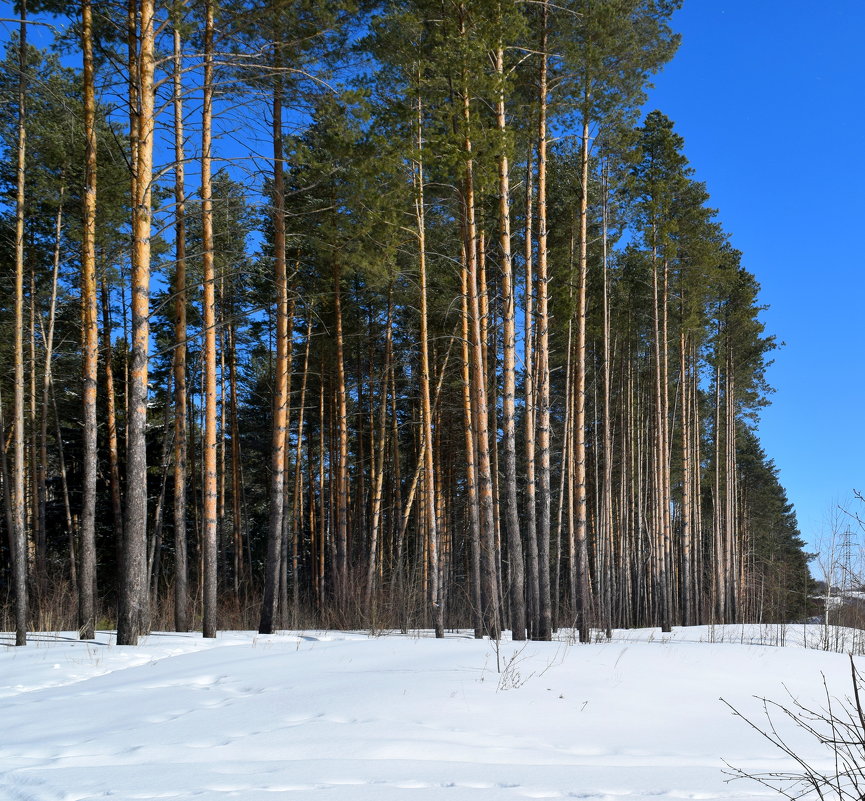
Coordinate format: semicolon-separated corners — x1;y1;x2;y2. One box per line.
78;0;98;641
0;1;812;639
201;0;218;639
12;4;29;647
118;0;157;645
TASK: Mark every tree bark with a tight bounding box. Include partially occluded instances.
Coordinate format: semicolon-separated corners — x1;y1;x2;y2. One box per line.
291;315;312;619
228;323;243;596
535;0;552;640
458;17;499;637
413;92;443;637
600;163;614;635
79;0;99;641
118;0;156;645
38;189;64;615
200;0;218;640
574;117;590;642
496;44;525;641
364;290;393;620
524;150;540;638
100;280;123;577
460;250;483;638
29;269;41;593
0;385;17;615
713;350;723;622
13;1;28;646
259;75;289;634
332;258;349;617
148;389;173;602
277;295;296;628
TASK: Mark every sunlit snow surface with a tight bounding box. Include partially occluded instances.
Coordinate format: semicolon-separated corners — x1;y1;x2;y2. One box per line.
0;624;858;800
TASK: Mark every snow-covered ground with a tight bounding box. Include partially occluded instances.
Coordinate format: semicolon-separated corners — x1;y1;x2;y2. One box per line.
0;623;859;800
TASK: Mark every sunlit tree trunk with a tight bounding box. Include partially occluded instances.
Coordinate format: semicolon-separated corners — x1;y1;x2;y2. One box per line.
661;259;673;629
457;6;498;637
574;116;590;643
680;328;693;626
79;0;98;639
278;295;295;628
465;155;498;637
600;164;614;635
123;0;136;459
332;258;350;617
725;350;738;621
713;353;723;622
692;339;703;622
201;0;218;639
560;310;574;624
524;150;540;637
118;0;156;645
496;43;525;641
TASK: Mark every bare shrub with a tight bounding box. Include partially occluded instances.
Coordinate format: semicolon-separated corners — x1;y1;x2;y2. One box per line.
725;656;865;799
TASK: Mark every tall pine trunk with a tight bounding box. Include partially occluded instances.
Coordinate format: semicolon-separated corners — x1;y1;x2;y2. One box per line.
12;2;28;647
600;164;614;635
260;76;289;635
524;151;540;637
463;93;498;638
460;250;483;638
574;117;590;643
364;290;393;618
277;296;296;628
496;43;525;641
200;0;218;639
680;328;693;626
79;0;98;640
535;0;552;640
332;259;349;617
118;0;156;645
413;92;444;637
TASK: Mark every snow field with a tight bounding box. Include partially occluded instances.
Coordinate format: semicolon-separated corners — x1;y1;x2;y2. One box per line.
0;625;856;800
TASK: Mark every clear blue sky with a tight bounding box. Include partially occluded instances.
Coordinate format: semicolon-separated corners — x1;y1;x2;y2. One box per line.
643;1;865;551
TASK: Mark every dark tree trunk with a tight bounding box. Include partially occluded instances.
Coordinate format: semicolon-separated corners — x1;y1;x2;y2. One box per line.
12;0;29;647
260;77;289;635
171;17;189;633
